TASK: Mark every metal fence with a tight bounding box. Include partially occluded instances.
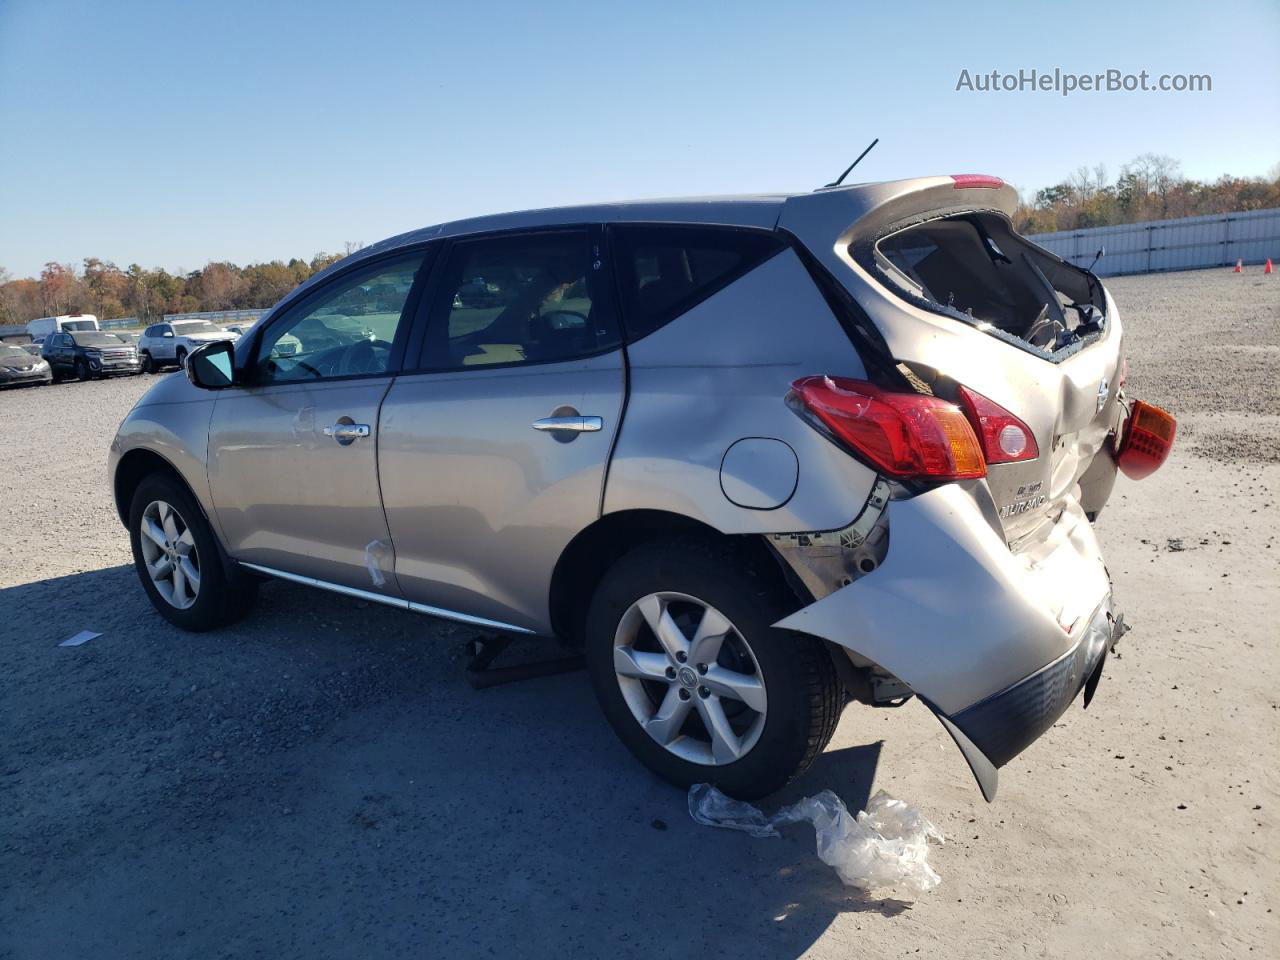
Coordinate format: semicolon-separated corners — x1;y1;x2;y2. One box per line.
99;308;268;331
162;308;267;325
1027;207;1280;277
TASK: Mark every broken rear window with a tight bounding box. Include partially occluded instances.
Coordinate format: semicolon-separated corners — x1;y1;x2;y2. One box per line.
868;213;1105;357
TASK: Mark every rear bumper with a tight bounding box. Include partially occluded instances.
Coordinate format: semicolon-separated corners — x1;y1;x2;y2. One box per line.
946;598;1114;768
774;482;1117;801
923;598;1121;799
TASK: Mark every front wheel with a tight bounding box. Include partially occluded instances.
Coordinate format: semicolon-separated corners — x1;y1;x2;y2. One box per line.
175;348;187;368
140;351;155;374
128;473;258;631
585;538;843;800
75;358;92;381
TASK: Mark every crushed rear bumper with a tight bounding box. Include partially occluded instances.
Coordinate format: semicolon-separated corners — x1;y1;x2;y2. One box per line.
773;482;1121;802
924;599;1122;800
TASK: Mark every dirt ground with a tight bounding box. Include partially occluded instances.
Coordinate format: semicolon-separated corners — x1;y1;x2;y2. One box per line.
1;267;1276;959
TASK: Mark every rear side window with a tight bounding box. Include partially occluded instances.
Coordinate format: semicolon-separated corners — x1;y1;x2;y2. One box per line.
421;229;619;370
609;225;785;341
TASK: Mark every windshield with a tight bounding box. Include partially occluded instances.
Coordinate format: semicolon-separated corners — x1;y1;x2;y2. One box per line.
75;333;126;347
1;344;29;358
63;320;97;331
172;320;223;335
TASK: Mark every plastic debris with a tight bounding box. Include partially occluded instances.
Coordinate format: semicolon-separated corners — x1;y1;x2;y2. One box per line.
688;782;780;838
688;784;944;896
59;630;102;647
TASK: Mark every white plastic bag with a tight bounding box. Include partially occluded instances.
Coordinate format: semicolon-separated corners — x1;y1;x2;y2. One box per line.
688;784;944;896
688;782;780;838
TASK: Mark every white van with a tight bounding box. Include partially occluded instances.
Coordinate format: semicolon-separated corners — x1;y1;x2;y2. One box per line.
27;314;100;341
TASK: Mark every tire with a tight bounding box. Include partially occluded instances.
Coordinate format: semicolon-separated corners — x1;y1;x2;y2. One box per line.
75;358;92;381
128;472;258;631
175;347;187;368
140;351;155;374
585;537;843;800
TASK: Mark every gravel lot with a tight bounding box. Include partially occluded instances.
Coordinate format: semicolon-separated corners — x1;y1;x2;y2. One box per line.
2;267;1277;959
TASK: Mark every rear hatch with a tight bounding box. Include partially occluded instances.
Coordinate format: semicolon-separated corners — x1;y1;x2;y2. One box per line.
779;177;1125;545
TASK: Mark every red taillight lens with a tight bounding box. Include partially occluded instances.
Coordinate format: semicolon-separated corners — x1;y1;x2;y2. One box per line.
1114;400;1176;480
790;376;986;480
956;385;1039;465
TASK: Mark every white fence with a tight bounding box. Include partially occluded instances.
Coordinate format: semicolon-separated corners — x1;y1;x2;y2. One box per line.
1027;207;1280;277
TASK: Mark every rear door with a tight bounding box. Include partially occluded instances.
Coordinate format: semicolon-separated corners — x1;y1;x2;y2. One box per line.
378;227;624;632
206;249;432;592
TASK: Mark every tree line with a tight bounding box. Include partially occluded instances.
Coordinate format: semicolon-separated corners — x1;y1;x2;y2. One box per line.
4;156;1279;326
1013;155;1280;234
0;242;364;327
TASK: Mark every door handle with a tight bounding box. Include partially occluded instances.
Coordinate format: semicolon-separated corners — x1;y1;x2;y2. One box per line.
531;416;603;433
323;422;371;444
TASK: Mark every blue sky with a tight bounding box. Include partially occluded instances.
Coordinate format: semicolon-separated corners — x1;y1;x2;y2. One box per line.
1;0;1277;277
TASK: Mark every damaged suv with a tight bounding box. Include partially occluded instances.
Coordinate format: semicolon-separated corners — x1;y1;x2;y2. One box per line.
109;176;1176;800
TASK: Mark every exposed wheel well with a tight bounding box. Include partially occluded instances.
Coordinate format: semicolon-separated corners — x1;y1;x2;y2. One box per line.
548;509;787;647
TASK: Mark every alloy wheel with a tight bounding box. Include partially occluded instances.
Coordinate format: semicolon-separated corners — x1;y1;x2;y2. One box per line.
612;591;767;765
139;500;201;609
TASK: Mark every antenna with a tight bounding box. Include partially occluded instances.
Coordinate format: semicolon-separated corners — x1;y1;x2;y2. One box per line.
826;138;880;188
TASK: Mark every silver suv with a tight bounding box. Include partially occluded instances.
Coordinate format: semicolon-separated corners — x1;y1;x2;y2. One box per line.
109;177;1176;800
137;319;240;373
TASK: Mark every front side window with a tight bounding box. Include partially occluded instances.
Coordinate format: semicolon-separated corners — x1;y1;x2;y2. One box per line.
422;230;617;370
254;254;423;384
610;225;785;341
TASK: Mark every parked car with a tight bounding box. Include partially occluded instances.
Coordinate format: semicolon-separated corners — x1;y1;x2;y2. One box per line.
110;177;1176;801
137;320;240;373
26;314;99;340
0;341;52;387
43;331;140;381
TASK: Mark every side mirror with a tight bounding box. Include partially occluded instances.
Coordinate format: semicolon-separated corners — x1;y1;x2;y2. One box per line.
185;340;236;390
163;330;174;337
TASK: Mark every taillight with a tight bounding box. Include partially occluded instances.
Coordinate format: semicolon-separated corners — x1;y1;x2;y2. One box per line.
1114;400;1176;480
956;385;1039;464
790;376;986;480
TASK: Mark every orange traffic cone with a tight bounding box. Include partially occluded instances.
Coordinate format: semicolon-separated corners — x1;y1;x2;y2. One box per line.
1233;259;1243;272
1266;258;1274;275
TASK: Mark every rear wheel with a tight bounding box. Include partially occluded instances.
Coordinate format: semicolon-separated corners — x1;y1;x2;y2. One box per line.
128;473;257;631
585;538;843;800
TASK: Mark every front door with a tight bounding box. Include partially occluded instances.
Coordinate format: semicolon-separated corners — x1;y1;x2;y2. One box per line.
378;227;625;632
207;250;431;593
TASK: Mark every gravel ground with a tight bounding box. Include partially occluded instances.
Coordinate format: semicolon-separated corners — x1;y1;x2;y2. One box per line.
1;267;1277;959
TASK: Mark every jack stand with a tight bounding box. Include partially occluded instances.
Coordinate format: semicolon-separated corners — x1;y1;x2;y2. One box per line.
465;634;585;690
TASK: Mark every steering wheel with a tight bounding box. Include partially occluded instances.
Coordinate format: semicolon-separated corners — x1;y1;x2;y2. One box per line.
338;339;390;376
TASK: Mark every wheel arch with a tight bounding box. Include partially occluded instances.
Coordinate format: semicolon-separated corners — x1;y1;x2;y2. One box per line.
548;509;793;647
113;447;243;583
